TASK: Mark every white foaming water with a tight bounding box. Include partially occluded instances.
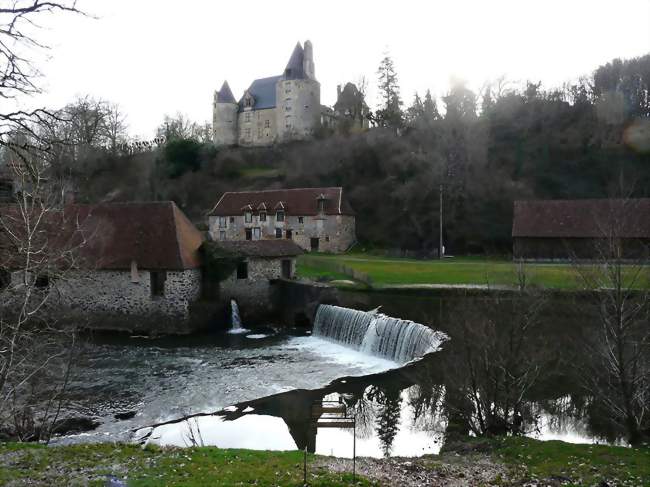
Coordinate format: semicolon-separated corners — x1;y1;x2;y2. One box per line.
289;336;399;374
246;334;270;340
227;299;250;334
313;305;447;363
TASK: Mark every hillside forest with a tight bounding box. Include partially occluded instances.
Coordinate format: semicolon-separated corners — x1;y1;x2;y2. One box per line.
11;54;650;255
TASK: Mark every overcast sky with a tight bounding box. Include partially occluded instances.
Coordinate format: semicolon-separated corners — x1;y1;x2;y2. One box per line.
25;0;650;138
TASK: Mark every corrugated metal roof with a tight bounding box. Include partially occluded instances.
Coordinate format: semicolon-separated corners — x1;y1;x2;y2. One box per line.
512;199;650;238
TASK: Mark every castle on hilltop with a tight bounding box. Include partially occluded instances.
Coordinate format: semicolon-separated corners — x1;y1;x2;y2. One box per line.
213;40;321;147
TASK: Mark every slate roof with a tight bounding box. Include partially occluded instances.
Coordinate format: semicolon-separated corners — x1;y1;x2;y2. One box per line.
512;199;650;239
209;187;355;217
238;75;283;112
1;202;204;271
216;81;236;103
283;42;305;80
211;240;304;258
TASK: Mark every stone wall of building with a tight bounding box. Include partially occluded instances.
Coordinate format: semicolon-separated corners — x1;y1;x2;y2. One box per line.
208;213;355;254
7;268;203;333
219;257;295;323
237;108;278;146
276;78;320;141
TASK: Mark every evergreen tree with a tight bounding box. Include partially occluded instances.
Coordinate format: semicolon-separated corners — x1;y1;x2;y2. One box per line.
423;90;441;122
375;53;404;129
405;92;424;128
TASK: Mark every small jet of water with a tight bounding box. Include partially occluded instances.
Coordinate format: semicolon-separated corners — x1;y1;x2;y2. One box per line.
228;299;250;334
367;306;382;314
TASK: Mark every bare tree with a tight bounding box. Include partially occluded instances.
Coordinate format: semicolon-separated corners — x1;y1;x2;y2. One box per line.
0;1;83;156
572;199;650;445
0;0;84;442
440;269;547;438
0;145;84;441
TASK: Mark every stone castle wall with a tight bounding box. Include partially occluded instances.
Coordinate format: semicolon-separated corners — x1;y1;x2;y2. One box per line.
276;78;320;141
208;213;355;253
237;107;278;146
212;101;238;146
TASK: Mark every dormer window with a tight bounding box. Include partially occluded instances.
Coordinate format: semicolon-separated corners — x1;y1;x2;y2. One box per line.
243;93;254;108
317;194;328;213
276;210;285;222
245;211;252;223
260;211;267;222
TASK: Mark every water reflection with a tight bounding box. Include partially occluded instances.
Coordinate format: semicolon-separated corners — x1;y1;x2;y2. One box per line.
62;291;634;453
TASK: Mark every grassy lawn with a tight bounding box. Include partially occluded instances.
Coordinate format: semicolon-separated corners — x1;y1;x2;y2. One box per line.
2;439;647;486
297;253;649;290
489;437;650;486
0;442;372;487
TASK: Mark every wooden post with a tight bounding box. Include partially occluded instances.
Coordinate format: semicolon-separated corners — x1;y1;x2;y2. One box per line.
439;183;444;259
303;446;307;485
352;416;356;483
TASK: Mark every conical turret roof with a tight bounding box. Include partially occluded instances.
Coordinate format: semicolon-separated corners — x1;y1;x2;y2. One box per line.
216;81;236;103
283;42;305;80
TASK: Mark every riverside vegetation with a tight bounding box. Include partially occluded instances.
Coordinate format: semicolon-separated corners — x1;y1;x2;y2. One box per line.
1;438;648;486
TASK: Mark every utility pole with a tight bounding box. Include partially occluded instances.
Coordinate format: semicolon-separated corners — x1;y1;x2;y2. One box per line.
439;183;444;259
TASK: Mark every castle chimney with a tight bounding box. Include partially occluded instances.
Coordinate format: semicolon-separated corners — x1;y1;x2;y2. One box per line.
303;40;315;80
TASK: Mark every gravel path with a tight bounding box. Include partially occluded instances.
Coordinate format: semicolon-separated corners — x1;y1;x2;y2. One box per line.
316;453;514;486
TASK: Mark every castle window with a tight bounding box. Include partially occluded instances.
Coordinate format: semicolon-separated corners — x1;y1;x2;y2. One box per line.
257;128;262;138
245;128;251;138
285;106;292;111
245;112;251;122
245;211;252;223
275;228;282;238
264;120;270;128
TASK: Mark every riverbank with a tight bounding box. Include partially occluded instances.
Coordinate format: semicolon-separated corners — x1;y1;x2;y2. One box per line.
297;253;650;290
1;437;648;486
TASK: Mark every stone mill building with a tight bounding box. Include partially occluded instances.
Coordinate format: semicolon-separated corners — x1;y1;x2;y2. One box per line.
208;187;356;253
213;40;320;147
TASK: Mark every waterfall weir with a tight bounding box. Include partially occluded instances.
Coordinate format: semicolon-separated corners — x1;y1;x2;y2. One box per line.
313;304;447;363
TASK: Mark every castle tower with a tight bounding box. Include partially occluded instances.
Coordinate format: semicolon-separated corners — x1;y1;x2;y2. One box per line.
212;81;238;146
276;40;320;141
